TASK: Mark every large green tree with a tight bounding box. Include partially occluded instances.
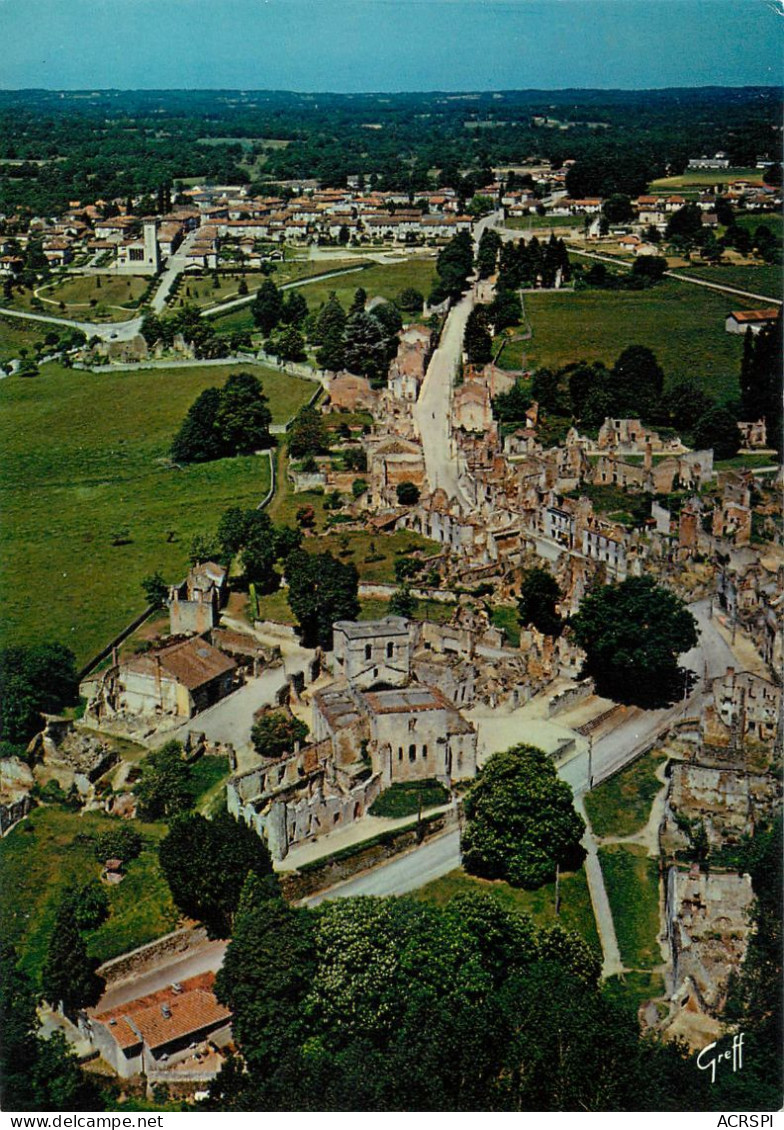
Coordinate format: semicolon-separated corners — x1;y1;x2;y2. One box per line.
289;404;329;459
41;902;103;1017
209;888;706;1112
159;811;277;937
251;711;309;759
213;371;272;455
0;643;79;745
285;550;360;649
315;293;347;372
1;943;104;1111
134;741;194;819
693;405;740;460
251;277;283;335
517;568;562;637
569;575;698;706
461;744;585;888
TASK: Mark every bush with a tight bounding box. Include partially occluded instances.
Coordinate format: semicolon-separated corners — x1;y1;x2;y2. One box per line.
94;825;143;864
369;779;450;819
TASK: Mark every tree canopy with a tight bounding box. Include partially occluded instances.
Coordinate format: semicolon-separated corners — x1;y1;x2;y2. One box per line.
134;741;194;819
251;711;309;759
41;902;103;1017
285;549;360;649
0;643;79;745
209;887;709;1111
517;568;562;637
569;575;698;707
462;744;585;888
171;372;272;463
159;811;277;937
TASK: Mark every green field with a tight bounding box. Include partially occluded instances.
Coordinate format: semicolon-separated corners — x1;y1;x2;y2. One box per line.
0;806;178;985
584;750;667;838
491;604;520;647
211;257;437;335
415;866;600;953
650;168;763;191
0;315;52;364
369;779;450;818
735;212;782;238
502;278;753;401
598;844;662;969
11;275;150;322
503;215;584;232
672;263;782;302
0;362;314;663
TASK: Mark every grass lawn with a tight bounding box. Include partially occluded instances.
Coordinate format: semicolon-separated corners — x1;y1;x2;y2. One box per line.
302;528;441;584
36;275;148;318
415;865;601;953
649;169;763;191
0;805;179;986
599;844;661;969
735;211;782;238
715;454;779;471
0;361;316;664
358;596;456;625
603;970;667;1017
503;215;584;232
505;279;753;401
296;258;437;314
369;779;450;818
191;755;231;816
672;262;782;301
0;315;52;364
584;750;667;838
491;605;520;647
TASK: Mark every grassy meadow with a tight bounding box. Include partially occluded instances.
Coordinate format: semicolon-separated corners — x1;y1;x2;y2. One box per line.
0;315;53;364
598;844;662;969
500;278;754;401
0;806;179;985
211;256;438;335
584;749;667;838
0;361;314;664
415;865;601;953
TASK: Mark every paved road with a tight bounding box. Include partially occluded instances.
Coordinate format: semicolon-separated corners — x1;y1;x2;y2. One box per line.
0;304;143;342
95;940;228;1013
302;828;463;906
150;229;201;313
152;644;314;756
411;211;500;506
413;289;476;504
561;243;782;305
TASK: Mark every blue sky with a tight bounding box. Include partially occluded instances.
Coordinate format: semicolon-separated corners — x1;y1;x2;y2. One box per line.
1;0;780;91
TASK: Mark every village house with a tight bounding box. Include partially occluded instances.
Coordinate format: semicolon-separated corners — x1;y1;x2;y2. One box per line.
725;308;780;335
84;636;237;726
665;865;755;1016
87;973;232;1080
701;667;782;757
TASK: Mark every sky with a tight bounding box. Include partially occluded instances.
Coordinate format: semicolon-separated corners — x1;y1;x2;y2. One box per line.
0;0;781;92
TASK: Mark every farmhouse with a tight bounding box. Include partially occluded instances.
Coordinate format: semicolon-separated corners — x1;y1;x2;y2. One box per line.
725;308;780;335
85;636;237;725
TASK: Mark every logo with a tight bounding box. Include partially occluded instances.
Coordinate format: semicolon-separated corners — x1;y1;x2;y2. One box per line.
696;1032;745;1083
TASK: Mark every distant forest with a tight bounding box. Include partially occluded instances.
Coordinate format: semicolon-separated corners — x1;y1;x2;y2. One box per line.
0;86;779;214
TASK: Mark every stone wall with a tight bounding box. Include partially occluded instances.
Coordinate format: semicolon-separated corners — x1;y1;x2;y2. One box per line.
279;809;457;902
96;926;210;987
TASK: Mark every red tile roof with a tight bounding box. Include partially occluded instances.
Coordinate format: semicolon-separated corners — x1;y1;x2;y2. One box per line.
93;972;231;1053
